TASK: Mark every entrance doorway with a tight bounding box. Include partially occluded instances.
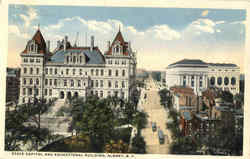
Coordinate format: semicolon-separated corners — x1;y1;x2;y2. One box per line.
60;91;65;99
74;92;79;98
67;92;72;99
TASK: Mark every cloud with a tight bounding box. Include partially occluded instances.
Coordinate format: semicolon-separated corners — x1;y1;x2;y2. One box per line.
8;25;29;39
19;7;38;28
145;25;181;40
230;20;246;25
201;10;209;17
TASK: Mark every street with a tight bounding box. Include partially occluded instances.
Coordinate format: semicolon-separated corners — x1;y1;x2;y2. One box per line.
140;76;172;154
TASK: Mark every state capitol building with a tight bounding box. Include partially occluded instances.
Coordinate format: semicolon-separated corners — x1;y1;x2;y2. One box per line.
19;27;137;104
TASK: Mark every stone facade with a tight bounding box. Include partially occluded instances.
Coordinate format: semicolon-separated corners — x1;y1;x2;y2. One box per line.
19;28;137;104
165;59;240;95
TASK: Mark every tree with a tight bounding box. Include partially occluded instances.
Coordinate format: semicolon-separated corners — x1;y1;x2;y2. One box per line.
75;96;118;151
130;133;146;153
158;88;171;109
104;139;129;153
5;99;54;151
233;93;244;109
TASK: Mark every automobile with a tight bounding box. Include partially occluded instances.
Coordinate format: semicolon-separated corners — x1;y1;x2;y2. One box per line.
158;129;165;144
152;122;157;132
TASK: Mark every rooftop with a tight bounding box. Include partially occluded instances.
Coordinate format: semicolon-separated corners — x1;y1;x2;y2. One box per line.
51;47;105;65
168;59;238;68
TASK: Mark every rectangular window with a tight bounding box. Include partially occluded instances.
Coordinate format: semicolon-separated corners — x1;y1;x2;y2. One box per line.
115;70;119;77
24;68;27;74
66;69;69;75
100;80;103;87
55;68;57;75
35;89;39;96
30;68;33;75
50;68;53;75
108;81;112;88
96;80;99;87
100;91;103;97
54;79;57;86
49;79;52;85
115;81;118;88
36;58;40;63
45;89;47;96
101;69;104;76
45;68;48;74
36;68;39;74
91;69;94;76
79;69;82;75
23;78;26;85
64;80;67;86
80;56;82;63
122;81;125;88
91;80;94;87
49;89;52;96
109;69;112;76
73;69;75;75
45;79;48;85
28;88;32;95
78;80;81;87
30;58;34;63
96;69;99;76
122;70;125;76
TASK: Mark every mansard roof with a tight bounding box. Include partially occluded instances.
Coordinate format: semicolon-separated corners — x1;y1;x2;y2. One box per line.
22;29;47;54
51;46;105;65
105;30;129;56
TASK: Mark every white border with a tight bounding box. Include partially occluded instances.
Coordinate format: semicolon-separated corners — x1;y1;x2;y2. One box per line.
1;0;249;159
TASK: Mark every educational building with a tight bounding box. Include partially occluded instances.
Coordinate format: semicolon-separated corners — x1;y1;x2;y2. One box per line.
19;28;137;104
165;59;240;95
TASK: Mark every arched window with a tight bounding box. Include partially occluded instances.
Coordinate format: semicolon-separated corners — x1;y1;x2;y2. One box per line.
210;77;215;85
217;77;222;85
224;77;229;86
231;77;236;85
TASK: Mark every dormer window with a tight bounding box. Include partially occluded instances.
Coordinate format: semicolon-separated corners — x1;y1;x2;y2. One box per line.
115;45;119;53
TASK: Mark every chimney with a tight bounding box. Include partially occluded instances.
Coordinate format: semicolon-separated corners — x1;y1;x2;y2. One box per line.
64;36;68;51
46;40;50;53
90;36;94;52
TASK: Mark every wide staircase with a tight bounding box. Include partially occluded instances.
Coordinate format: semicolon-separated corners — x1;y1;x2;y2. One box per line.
41;99;72;137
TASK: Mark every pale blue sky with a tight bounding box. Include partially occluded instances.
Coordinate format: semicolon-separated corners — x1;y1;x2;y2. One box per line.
8;4;246;71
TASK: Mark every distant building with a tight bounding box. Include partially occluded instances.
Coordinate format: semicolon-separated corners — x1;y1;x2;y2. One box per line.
6;68;20;103
170;86;197;113
165;59;240;95
19;27;137;104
